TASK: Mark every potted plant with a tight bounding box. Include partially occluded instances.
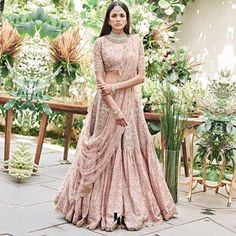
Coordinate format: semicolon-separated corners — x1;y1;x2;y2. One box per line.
149;80;188;202
48;27;82;99
192;70;236;206
0;20;24;84
3;143;38;181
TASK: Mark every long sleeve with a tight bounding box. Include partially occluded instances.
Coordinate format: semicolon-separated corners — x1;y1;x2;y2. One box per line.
137;37;145;72
93;38;105;73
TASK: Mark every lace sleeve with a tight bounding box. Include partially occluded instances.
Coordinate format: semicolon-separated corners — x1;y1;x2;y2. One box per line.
137;36;145;72
93;38;105;73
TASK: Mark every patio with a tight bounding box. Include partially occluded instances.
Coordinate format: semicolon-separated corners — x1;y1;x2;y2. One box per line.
0;134;235;236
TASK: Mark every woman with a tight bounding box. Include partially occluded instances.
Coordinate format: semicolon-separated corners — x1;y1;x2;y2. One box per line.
55;1;177;231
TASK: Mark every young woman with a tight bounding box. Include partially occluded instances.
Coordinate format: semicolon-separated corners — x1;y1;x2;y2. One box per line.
55;1;177;232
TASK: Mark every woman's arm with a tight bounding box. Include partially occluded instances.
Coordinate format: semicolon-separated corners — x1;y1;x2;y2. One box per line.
96;71;127;127
115;71;145;89
94;38;127;127
97;70;145;93
94;38;119;110
96;71;119;110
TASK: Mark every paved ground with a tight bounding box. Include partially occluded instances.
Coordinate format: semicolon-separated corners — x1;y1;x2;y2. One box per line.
0;134;236;236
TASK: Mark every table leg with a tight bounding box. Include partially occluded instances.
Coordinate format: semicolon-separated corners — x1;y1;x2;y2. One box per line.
34;113;48;167
3;108;13;170
61;113;73;164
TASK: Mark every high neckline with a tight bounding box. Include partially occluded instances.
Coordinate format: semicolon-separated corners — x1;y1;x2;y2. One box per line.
106;31;128;43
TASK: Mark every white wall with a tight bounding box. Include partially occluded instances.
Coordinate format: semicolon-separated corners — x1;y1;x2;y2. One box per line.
176;0;236;80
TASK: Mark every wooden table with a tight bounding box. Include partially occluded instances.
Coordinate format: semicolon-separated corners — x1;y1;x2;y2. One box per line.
0;94;163;166
0;94;204;172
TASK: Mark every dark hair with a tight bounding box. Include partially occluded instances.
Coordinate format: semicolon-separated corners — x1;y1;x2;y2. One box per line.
99;1;130;37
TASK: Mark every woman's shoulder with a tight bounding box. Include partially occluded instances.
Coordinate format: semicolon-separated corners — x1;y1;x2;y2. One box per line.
129;33;142;42
94;36;103;44
130;33;141;38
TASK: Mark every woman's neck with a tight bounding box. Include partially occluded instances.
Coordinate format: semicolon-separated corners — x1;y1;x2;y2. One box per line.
111;29;125;35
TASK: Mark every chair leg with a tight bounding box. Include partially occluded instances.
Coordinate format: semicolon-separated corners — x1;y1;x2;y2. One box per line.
227;166;236;207
188;134;195;202
181;138;189;177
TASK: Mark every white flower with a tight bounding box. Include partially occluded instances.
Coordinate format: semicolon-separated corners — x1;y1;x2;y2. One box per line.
137;20;150;36
78;76;86;83
69;88;78;96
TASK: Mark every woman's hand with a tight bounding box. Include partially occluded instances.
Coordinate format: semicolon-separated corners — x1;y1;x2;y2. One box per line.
112;108;128;127
97;83;115;96
116;113;128;127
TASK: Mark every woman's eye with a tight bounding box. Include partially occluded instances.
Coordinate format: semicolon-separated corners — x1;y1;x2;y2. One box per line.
111;14;117;18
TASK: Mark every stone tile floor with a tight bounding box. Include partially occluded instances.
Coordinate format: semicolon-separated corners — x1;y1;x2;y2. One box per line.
0;134;236;236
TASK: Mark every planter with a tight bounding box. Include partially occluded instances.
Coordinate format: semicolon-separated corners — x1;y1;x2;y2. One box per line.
164;149;181;203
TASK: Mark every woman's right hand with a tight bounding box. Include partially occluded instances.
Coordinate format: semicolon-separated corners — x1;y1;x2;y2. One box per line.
116;113;128;127
112;108;128;127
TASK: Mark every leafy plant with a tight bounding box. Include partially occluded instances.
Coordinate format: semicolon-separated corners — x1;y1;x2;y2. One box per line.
0;20;24;78
52;0;75;12
48;28;82;93
149;0;185;20
157;82;187;151
80;0;110;34
7;7;70;39
3;37;53;121
4;143;37;181
146;48;200;83
0;0;5;25
195;70;236;171
152;81;187;202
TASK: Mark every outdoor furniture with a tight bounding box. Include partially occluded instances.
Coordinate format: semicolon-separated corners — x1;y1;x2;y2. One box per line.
0;94;196;175
187;128;236;207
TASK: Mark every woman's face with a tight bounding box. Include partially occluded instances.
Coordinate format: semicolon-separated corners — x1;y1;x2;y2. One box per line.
108;7;127;32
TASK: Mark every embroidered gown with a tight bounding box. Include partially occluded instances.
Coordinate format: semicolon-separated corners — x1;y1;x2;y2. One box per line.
54;33;177;231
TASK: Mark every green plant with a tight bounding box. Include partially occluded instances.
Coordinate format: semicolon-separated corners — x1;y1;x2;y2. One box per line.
4;143;36;181
7;7;70;39
151;81;187;202
157;82;187;151
146;48;200;83
0;20;24;78
52;0;75;12
0;0;5;25
155;0;185;19
3;37;53;121
48;28;82;93
195;70;236;176
80;0;110;34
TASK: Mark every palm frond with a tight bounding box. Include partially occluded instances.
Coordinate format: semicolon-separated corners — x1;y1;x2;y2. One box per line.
0;20;24;58
48;28;81;64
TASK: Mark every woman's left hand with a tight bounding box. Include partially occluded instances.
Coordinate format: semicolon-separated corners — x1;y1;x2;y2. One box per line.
97;83;113;96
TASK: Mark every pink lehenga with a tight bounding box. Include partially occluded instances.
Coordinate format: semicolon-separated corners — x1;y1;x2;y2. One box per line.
54;33;177;231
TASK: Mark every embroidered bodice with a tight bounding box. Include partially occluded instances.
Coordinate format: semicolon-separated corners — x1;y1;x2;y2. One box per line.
93;33;145;76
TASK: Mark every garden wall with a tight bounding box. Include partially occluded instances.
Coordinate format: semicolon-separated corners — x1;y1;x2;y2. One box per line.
176;0;236;81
